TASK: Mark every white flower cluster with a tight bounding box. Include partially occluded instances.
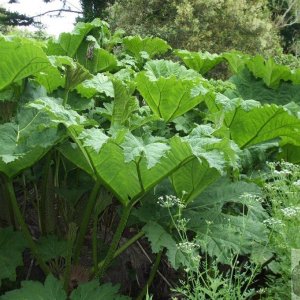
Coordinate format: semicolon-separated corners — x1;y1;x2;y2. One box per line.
281;206;300;218
294;180;300;189
177;241;199;254
240;192;263;203
263;218;285;227
267;161;300;177
273;169;291;176
177;218;190;231
157;195;185;208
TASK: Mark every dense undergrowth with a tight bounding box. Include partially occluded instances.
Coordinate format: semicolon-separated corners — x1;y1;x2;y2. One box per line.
0;19;300;299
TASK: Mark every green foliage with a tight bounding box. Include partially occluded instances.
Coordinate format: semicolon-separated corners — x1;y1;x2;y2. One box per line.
175;50;223;75
59;134;194;205
69;281;131;300
136;60;210;122
247;55;291;88
0;275;130;300
0;118;58;178
121;133;170;168
48;19;104;58
0;38;50;90
0;227;27;284
206;94;300;149
1;18;300;299
143;221;188;269
261;161;300;298
123;36;171;61
0;275;66;300
77;73;114;99
229;68;300;105
36;235;68;262
186;179;268;263
110;79;138;127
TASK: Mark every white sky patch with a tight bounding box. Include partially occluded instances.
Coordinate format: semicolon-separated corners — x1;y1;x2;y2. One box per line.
0;0;82;36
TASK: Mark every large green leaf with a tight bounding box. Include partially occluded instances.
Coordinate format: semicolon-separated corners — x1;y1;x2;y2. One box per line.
36;236;68;262
0;227;27;285
136;60;210;121
230;104;300;148
58;142;95;180
228;68;300;105
246;55;291;89
171;159;220;203
70;281;131;300
0;39;50;90
76;73;114;99
60;133;194;205
78;128;109;153
0;276;130;300
121;133;170;168
278;141;300;164
206;94;300;149
111;79;139;127
123;36;170;60
175;49;223;74
34;64;64;93
48;19;103;58
82;47;118;73
290;68;300;85
143;221;188;270
0;275;66;300
184;125;240;173
184;179;268;263
223;51;250;74
40;56;92;92
0;121;56;178
170;125;239;202
141;59;200;80
28;97;87;127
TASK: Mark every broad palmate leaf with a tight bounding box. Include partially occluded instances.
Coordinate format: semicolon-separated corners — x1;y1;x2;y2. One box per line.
143;221;189;270
0;122;54;178
46;19;104;58
76;73;114;99
70;281;131;300
206;94;300;149
0;227;27;285
36;235;68;262
185;179;268;263
60;132;194;205
123;36;171;60
121;133;170;168
0;39;50;90
175;49;223;74
247;55;291;89
136;60;211;121
0;275;130;300
171;125;240;203
0;275;66;300
228;68;300;105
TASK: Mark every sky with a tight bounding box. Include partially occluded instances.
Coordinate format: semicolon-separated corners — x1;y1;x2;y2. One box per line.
0;0;82;36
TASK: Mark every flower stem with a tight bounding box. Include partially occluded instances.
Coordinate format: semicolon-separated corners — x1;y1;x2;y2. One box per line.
94;200;135;279
73;180;101;263
93;230;145;275
136;250;163;300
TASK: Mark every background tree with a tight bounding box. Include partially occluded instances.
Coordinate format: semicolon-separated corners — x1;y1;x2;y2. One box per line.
79;0;113;21
106;0;282;55
0;6;36;27
268;0;300;55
